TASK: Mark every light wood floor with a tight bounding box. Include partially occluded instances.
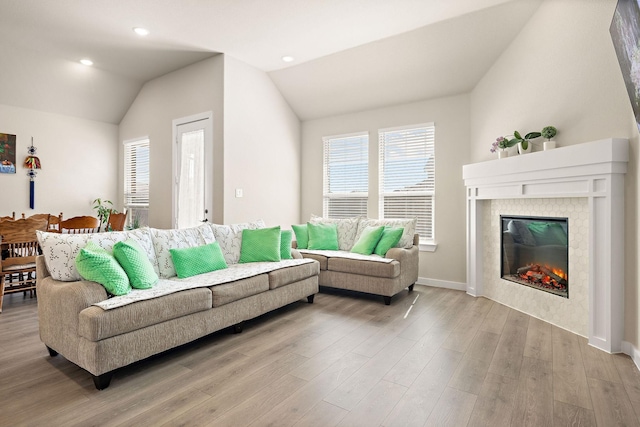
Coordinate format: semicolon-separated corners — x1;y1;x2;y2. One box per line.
1;285;640;427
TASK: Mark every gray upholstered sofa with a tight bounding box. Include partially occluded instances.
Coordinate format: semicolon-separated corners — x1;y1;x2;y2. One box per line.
36;222;319;390
295;216;419;305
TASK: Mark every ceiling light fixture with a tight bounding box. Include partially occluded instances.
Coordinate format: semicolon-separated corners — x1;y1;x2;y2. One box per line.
281;56;295;63
133;27;149;36
80;58;93;66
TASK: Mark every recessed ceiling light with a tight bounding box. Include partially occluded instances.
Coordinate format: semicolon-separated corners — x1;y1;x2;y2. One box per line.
133;27;149;36
281;56;295;63
80;58;93;66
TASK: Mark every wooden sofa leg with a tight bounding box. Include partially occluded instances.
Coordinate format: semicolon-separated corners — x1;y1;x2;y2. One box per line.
92;372;113;390
307;294;315;304
383;296;392;305
408;284;415;292
46;346;58;357
233;321;245;334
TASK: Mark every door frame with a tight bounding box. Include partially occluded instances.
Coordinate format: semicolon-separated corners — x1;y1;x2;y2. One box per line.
172;111;213;228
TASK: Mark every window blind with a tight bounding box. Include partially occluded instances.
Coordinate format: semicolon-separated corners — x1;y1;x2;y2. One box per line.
379;124;435;242
124;138;150;226
322;133;369;218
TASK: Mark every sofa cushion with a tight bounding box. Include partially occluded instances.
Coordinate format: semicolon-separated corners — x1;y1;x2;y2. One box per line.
327;257;400;279
373;227;404;256
239;226;281;263
307;222;339;250
268;260;320;289
280;230;293;260
300;252;328;270
37;228;157;282
151;224;216;278
113;239;159;289
291;224;308;249
309;215;360;250
210;274;269;307
75;241;131;296
78;288;212;341
209;219;266;265
351;226;385;255
355;218;416;249
170;242;228;278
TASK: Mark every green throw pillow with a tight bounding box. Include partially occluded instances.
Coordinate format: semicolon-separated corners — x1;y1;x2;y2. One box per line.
351;226;385;255
170;242;228;278
373;227;405;256
527;222;567;246
291;224;308;249
113;239;159;289
280;230;293;260
75;241;131;296
307;222;339;250
239;226;282;263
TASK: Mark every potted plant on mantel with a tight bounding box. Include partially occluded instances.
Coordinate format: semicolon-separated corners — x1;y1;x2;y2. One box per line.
541;126;557;150
509;130;541;154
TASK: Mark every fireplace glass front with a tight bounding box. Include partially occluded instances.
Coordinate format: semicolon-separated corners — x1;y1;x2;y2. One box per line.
501;215;569;298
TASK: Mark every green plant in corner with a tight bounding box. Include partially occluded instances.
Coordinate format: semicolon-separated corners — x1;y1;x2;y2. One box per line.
541;126;557;141
508;130;541;151
125;212;142;230
92;198;118;230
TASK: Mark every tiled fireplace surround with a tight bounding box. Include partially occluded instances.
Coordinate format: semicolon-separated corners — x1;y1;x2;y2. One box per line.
463;138;628;353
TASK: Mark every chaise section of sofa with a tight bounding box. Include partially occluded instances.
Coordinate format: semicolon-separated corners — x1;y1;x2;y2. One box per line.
36;222;319;389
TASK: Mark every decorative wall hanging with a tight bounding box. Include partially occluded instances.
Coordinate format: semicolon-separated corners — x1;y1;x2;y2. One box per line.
0;133;17;174
24;137;41;209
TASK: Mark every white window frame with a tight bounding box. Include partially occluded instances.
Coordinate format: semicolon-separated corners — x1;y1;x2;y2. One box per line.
378;123;436;251
322;132;369;218
123;137;150;228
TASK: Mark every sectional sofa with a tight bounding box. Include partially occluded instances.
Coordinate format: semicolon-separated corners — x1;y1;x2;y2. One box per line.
36;221;319;390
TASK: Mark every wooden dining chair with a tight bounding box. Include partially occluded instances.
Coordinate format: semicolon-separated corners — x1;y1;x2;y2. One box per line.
21;212;64;232
106;211;127;231
59;216;100;234
0;212;16;222
0;217;49;313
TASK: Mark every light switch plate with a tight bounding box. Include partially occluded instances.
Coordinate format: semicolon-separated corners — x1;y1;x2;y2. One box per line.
235;188;243;198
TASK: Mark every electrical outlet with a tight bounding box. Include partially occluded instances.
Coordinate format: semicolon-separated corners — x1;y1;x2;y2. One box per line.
235;188;243;198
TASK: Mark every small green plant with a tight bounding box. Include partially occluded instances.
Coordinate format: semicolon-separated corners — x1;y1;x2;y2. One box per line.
508;130;541;151
126;211;142;230
541;126;557;140
92;198;117;230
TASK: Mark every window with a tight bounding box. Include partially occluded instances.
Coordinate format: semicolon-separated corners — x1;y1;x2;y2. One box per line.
322;133;369;218
124;138;150;227
379;124;435;243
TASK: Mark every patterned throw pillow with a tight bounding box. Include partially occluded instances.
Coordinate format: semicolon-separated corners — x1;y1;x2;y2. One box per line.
150;223;217;278
112;239;159;289
355;218;417;249
373;227;404;256
280;230;293;260
239;226;281;263
309;214;360;250
37;228;157;282
75;241;131;296
291;224;308;249
351;226;385;255
209;219;266;265
307;222;339;250
169;242;228;279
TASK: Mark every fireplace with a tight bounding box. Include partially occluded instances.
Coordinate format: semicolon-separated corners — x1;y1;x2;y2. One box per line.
501;215;568;298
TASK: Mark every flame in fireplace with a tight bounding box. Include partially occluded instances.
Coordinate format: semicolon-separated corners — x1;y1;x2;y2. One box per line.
548;265;567;280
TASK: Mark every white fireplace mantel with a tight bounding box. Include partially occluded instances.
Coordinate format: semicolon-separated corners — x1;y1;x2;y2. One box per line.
463;138;629;353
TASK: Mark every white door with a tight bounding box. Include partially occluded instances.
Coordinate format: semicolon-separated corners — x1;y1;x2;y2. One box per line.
173;113;213;229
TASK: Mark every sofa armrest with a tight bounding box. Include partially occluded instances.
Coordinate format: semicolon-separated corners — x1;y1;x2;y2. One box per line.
385;244;419;287
291;248;303;259
37;256;108;360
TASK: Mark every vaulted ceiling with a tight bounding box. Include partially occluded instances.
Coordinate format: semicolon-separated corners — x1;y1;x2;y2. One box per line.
0;0;541;124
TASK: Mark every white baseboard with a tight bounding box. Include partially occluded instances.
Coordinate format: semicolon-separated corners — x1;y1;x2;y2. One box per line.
622;341;640;371
417;277;467;291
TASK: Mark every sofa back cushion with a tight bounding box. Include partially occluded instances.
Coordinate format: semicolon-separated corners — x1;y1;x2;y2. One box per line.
37;228;157;282
355;218;417;249
309;215;360;250
150;223;216;278
209;219;266;265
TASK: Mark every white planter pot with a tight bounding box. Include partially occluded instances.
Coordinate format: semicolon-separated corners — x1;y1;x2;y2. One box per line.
517;141;532;155
498;150;508;159
544;140;557;151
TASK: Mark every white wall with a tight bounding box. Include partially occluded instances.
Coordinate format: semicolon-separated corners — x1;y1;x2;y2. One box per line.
470;0;640;350
0;104;118;218
119;55;225;228
223;56;301;227
301;94;470;284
